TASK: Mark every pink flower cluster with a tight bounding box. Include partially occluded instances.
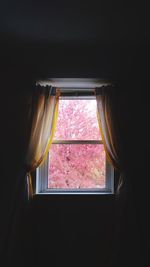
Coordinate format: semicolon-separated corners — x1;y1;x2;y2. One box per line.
48;100;106;189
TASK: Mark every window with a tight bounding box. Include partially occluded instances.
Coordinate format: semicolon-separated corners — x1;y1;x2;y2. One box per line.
36;87;114;194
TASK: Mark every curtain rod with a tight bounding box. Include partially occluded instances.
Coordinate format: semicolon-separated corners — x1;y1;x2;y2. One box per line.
35;86;96;96
35;84;113;95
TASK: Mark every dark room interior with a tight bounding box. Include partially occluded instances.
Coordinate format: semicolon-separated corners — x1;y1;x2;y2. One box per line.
0;1;150;267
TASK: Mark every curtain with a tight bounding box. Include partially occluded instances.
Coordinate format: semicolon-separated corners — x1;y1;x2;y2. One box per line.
96;85;134;267
95;86;126;189
25;85;60;198
0;85;60;266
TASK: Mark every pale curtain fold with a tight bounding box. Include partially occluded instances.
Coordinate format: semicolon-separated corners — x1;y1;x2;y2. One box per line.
25;86;60;198
96;86;123;173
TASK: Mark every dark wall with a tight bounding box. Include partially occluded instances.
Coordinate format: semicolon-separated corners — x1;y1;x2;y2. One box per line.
1;0;150;263
0;40;150;267
0;44;117;267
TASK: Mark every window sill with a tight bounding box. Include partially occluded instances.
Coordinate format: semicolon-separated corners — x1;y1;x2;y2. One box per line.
35;191;114;195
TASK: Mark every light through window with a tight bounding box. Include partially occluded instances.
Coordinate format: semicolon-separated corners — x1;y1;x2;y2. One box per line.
48;99;106;189
36;91;114;194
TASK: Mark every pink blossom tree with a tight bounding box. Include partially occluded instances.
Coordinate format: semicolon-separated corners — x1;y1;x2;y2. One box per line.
48;100;106;189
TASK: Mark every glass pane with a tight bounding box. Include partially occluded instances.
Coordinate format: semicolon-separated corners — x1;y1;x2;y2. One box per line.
54;99;101;140
48;144;106;189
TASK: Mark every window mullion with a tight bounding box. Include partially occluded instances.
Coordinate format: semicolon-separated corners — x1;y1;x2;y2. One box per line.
52;140;103;144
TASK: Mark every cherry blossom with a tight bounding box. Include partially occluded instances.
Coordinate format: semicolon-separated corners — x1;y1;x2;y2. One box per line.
48;99;106;189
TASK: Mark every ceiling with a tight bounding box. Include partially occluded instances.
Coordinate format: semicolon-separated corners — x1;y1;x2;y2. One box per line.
0;0;149;45
0;1;149;81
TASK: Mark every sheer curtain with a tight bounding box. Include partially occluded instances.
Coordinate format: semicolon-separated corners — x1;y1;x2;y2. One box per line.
25;85;60;198
1;85;60;266
95;86;126;190
96;85;129;267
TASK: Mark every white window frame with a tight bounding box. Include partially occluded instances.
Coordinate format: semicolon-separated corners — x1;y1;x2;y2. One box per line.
36;91;114;195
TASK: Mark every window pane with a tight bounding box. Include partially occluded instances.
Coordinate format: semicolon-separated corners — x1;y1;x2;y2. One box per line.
48;144;106;189
54;99;101;140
